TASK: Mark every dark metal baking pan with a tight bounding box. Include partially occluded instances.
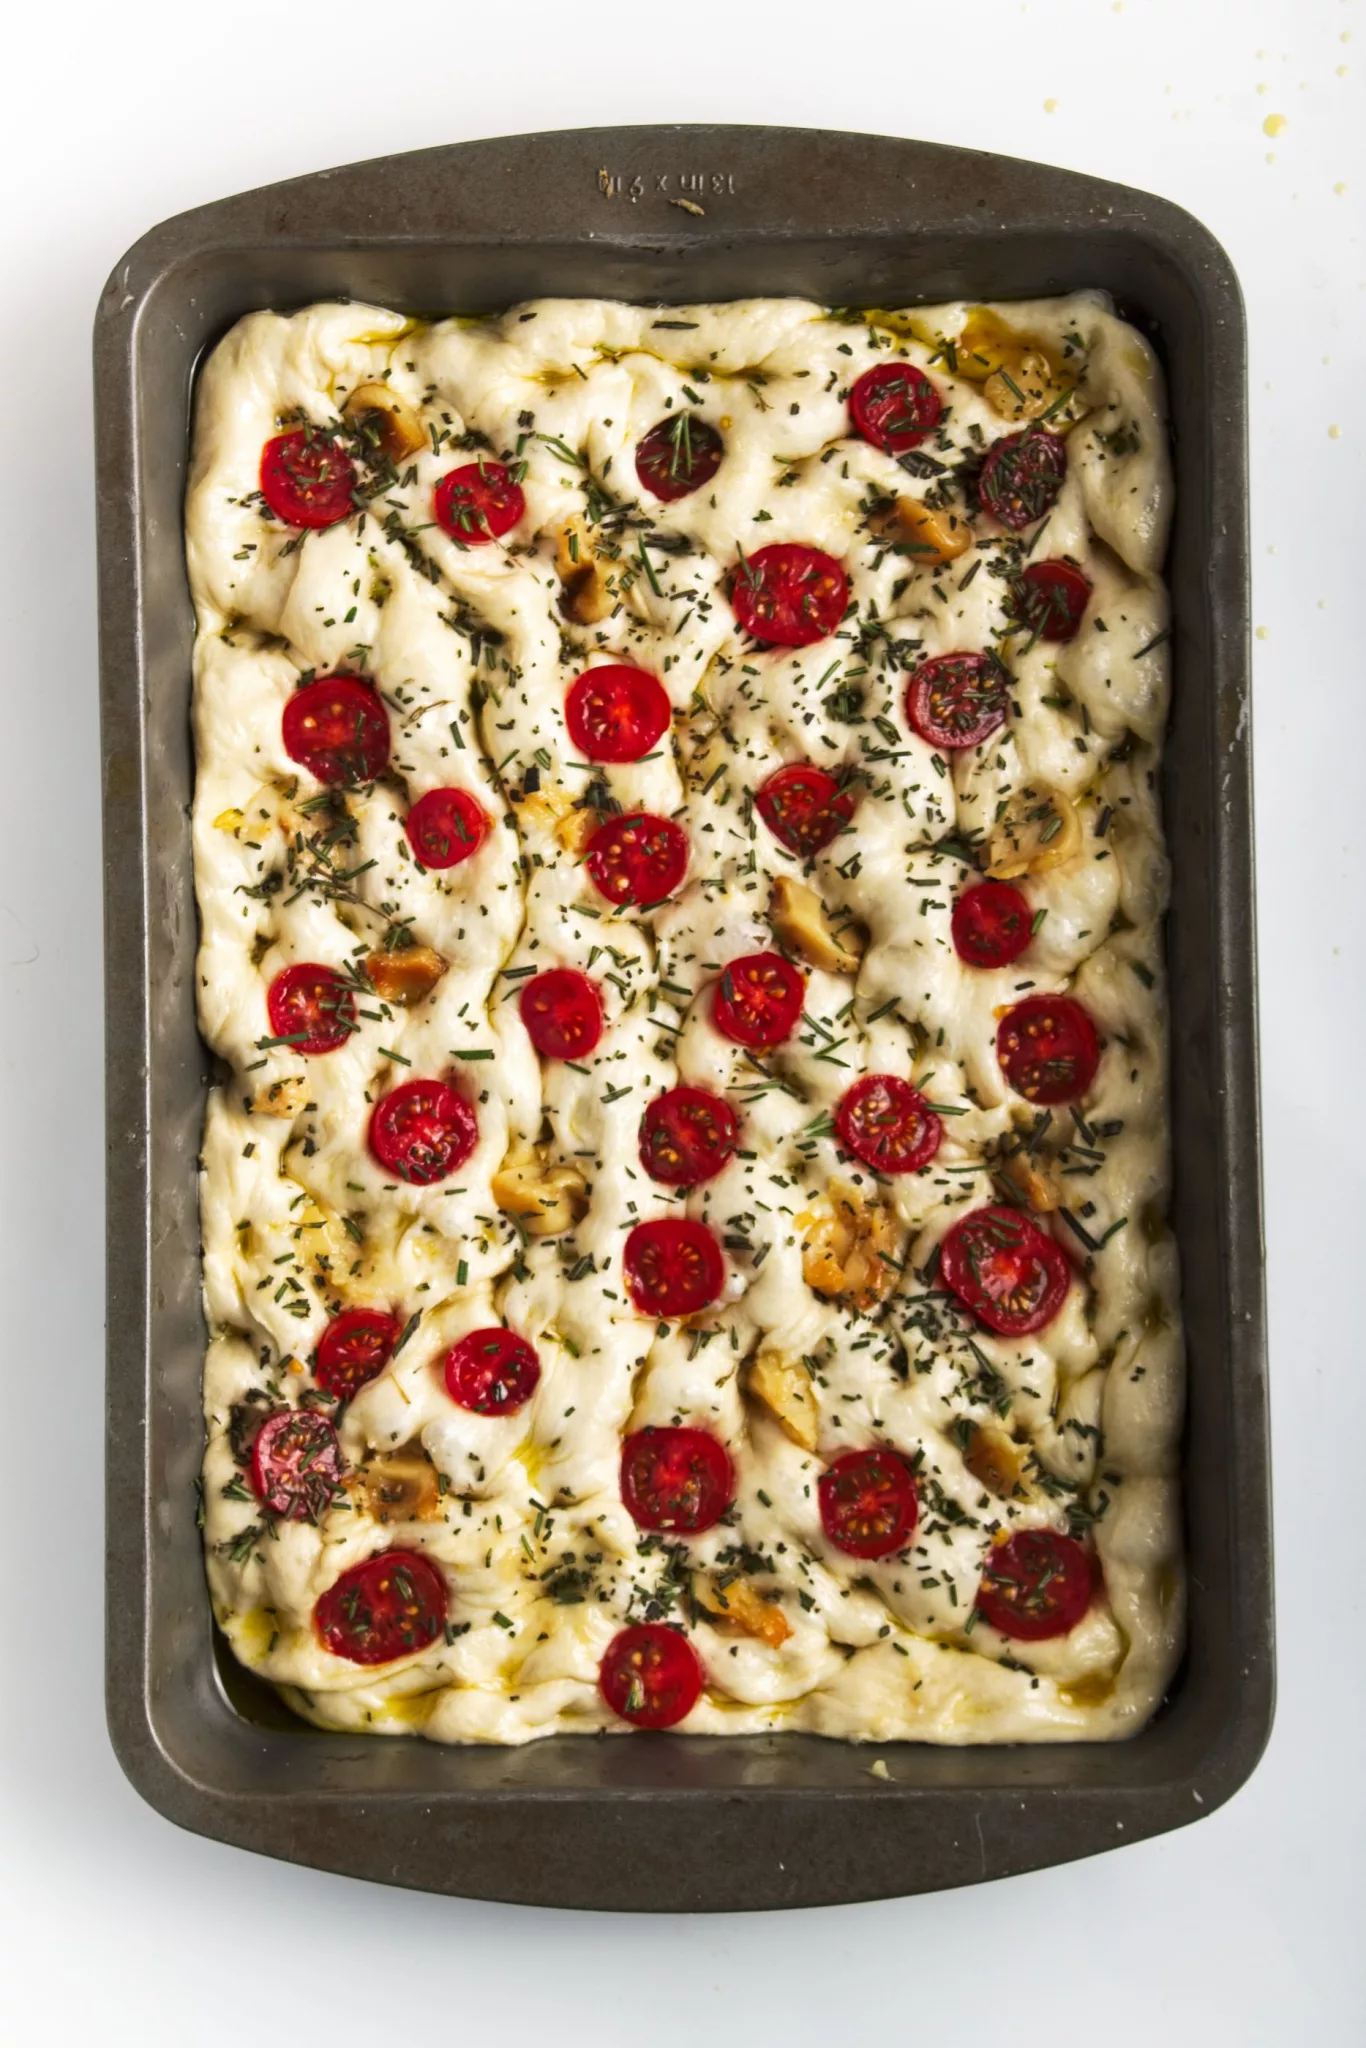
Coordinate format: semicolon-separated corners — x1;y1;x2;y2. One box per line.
96;123;1270;1911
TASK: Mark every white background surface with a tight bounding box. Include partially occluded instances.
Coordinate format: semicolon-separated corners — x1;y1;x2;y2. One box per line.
2;0;1361;2037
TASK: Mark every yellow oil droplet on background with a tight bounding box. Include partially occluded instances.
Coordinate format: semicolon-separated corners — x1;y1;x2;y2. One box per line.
1263;113;1287;136
1043;97;1059;112
1255;626;1270;641
1329;424;1343;439
1335;183;1348;195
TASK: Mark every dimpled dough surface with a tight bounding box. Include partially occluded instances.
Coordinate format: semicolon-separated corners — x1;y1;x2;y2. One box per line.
188;293;1182;1745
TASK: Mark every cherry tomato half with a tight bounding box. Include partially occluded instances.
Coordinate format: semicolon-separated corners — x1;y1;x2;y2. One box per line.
443;1328;540;1416
623;1219;725;1318
849;362;943;454
638;1086;739;1186
620;1426;734;1533
818;1447;919;1559
978;428;1068;532
585;812;689;906
951;880;1033;969
260;428;357;529
433;460;525;545
905;651;1010;750
731;543;848;648
835;1075;942;1175
996;994;1100;1104
1009;558;1092;642
636;413;725;501
519;968;604;1060
939;1204;1070;1337
565;664;671;763
282;675;390;786
266;963;357;1055
368;1078;478;1185
315;1307;401;1400
712;952;805;1050
599;1622;704;1729
315;1549;447;1665
405;787;488;870
975;1528;1095;1640
250;1408;345;1521
755;763;857;856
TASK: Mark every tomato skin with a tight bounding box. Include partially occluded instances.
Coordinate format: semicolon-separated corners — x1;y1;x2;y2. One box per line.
443;1328;541;1416
266;963;357;1055
818;1447;919;1559
978;428;1068;532
755;764;857;856
565;664;672;763
620;1427;735;1533
1010;558;1092;642
260;428;357;529
975;1529;1095;1640
282;675;390;786
315;1549;447;1666
585;812;689;906
433;460;525;545
849;362;943;454
952;880;1033;968
638;1087;739;1186
835;1075;942;1175
939;1204;1070;1337
731;543;849;648
519;968;604;1060
996;994;1100;1105
405;787;488;870
250;1409;345;1520
905;651;1010;750
712;952;806;1050
599;1623;704;1729
636;414;725;500
623;1219;725;1318
368;1078;478;1185
315;1307;401;1400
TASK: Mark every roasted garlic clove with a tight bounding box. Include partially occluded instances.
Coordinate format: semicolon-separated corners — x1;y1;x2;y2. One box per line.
520;787;601;852
769;875;865;975
876;496;973;566
491;1151;589;1237
694;1574;792;1647
250;1076;307;1119
986;786;1082;879
962;1424;1032;1501
999;1149;1060;1213
342;380;427;462
745;1350;819;1452
797;1181;902;1315
364;945;448;1006
555;517;616;624
357;1446;443;1524
983;349;1062;423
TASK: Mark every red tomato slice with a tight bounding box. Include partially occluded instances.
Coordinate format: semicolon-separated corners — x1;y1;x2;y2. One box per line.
905;651;1010;750
638;1086;739;1186
731;543;849;648
818;1447;919;1559
636;413;725;501
599;1622;704;1729
443;1328;541;1415
315;1549;447;1665
565;664;671;763
755;764;857;856
249;1408;345;1520
978;428;1068;532
405;787;487;869
585;812;689;906
952;880;1033;968
712;952;806;1050
519;968;604;1060
939;1204;1070;1336
996;993;1100;1104
849;362;943;454
259;428;357;529
975;1528;1095;1640
315;1307;401;1400
835;1074;942;1174
433;460;525;545
623;1219;725;1318
282;675;390;786
1010;558;1092;642
620;1426;734;1533
368;1078;478;1185
266;963;357;1055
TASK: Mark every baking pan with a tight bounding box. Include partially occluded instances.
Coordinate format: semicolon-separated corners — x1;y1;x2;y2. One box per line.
96;124;1270;1911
